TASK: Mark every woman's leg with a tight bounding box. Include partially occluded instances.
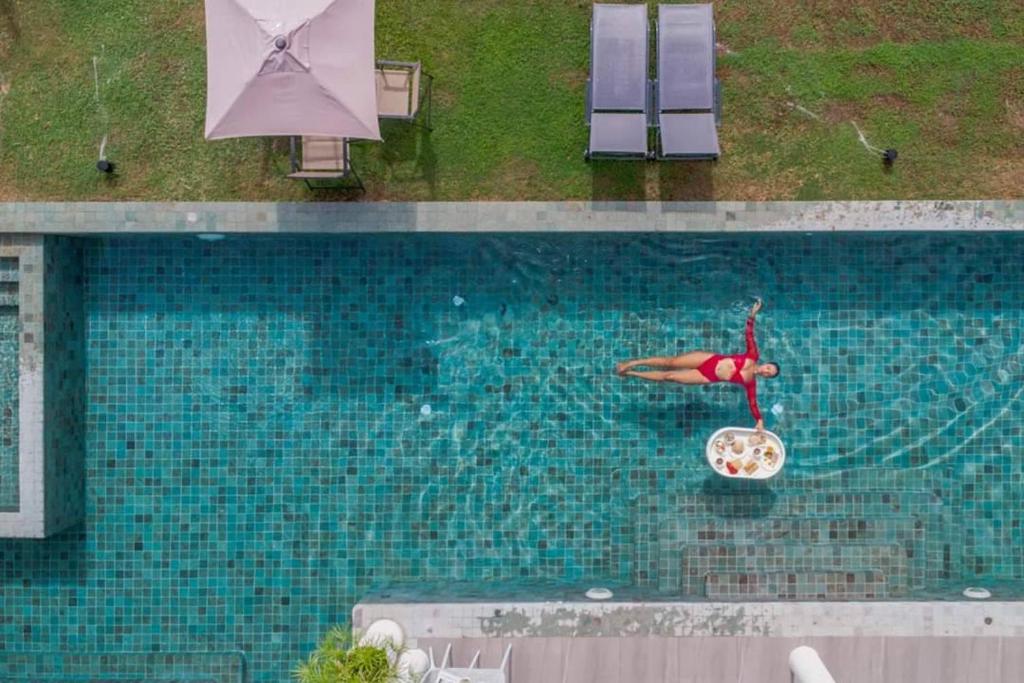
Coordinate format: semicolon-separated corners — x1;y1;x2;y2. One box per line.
623;369;709;385
616;351;713;375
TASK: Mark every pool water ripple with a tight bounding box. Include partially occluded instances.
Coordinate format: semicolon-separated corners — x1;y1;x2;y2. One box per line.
2;233;1024;680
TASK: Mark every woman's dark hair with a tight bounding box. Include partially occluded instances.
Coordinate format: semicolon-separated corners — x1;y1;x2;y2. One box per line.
766;362;780;377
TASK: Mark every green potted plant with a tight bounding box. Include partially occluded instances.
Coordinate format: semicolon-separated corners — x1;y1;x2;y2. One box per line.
293;626;400;683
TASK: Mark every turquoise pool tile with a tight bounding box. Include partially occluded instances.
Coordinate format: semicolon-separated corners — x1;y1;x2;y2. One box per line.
0;234;1023;680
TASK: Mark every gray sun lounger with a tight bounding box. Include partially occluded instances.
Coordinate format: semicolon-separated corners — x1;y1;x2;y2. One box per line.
655;4;721;160
585;3;652;160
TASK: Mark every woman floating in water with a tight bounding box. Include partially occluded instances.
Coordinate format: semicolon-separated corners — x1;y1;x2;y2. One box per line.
616;299;779;430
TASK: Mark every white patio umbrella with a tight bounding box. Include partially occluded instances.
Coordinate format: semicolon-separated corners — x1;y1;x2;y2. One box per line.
204;0;382;141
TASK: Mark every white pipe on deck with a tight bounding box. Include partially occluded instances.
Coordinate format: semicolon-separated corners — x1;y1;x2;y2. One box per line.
789;646;837;683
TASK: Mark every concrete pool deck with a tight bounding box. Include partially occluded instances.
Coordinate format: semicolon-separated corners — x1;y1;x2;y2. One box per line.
0;200;1021;234
355;598;1024;639
356;602;1024;679
356;599;1024;682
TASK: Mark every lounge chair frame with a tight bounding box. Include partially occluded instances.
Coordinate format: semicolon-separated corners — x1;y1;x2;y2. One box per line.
654;4;721;161
376;60;434;131
585;3;653;161
288;137;365;193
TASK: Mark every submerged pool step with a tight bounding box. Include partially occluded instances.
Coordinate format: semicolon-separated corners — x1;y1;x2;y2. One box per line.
656;488;943;519
704;569;890;600
0;281;18;307
656;515;925;591
677;542;910;597
657;514;924;546
634;487;946;589
0;257;18;283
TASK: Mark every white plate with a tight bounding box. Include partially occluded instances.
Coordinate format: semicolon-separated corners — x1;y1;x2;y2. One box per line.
706;427;786;480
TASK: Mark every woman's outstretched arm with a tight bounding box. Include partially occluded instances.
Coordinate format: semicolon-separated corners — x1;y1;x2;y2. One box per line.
745;382;764;429
746;299;761;359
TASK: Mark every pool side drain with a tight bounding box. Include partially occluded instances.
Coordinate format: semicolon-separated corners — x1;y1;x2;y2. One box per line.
963;587;991;599
585;587;613;600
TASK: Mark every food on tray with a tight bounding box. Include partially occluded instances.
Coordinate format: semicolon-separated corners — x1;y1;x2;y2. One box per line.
706;428;784;480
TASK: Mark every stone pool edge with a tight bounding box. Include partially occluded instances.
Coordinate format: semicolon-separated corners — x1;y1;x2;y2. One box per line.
354;600;1024;638
0;201;1021;234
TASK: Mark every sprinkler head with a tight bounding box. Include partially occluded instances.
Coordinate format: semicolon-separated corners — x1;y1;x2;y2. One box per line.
96;159;115;174
882;148;898;166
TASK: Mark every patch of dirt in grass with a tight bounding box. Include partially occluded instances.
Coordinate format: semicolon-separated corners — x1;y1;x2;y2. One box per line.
152;0;204;34
1003;69;1024;133
822;94;909;125
853;63;895;80
731;171;802;200
432;88;457;110
476;157;549;199
655;162;714;200
873;93;911;110
549;67;588;92
933;96;966;144
0;177;21;200
725;156;803;200
717;0;994;48
977;158;1024;198
823;101;861;125
0;0;22;60
718;65;752;90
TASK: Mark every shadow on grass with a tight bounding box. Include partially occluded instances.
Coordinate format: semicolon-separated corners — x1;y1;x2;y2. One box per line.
0;0;20;43
657;161;715;200
588;160;647;200
261;137;290;178
372;120;439;198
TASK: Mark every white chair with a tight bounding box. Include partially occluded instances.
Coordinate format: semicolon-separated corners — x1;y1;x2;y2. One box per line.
422;643;512;683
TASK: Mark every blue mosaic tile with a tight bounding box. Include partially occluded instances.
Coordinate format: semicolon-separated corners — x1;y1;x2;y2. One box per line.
0;233;1023;680
0;651;245;683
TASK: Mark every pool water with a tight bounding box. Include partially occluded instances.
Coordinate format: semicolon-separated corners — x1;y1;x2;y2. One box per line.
1;233;1023;680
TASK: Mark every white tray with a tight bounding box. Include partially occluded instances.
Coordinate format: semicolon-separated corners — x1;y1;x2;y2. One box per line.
706;427;786;480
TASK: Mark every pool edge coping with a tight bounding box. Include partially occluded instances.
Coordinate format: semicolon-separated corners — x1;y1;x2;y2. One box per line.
0;200;1021;233
354;599;1024;638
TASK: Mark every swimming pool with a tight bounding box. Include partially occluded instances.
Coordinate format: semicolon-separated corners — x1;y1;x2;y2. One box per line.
1;232;1023;679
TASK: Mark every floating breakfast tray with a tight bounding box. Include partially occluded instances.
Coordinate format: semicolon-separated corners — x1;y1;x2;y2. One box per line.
706;427;786;480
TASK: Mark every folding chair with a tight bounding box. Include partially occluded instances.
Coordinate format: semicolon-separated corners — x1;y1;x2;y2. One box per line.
376;60;434;130
287;136;365;192
422;643;512;683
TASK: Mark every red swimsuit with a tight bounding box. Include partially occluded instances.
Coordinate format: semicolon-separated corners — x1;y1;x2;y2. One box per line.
696;317;762;421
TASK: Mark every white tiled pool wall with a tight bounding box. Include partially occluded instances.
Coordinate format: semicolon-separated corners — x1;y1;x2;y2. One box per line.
0;235;85;538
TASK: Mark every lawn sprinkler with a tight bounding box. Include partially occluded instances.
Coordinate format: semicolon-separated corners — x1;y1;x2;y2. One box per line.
852;122;897;169
96;159;115;174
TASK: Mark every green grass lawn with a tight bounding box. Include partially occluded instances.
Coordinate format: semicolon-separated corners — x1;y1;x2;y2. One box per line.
0;0;1022;201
